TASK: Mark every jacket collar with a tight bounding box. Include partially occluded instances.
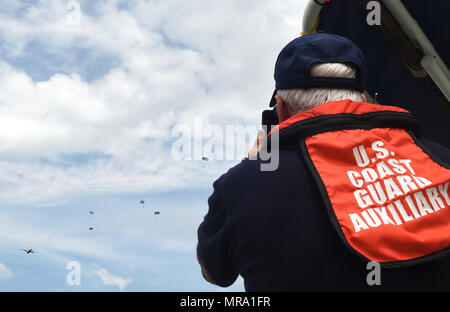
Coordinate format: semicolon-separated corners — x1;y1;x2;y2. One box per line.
270;100;409;135
265;100;418;149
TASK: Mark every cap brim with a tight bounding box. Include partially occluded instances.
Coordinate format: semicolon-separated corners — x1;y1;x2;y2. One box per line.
269;89;277;107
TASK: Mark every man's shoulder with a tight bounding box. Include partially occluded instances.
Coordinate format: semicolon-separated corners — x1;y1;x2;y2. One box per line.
416;137;450;164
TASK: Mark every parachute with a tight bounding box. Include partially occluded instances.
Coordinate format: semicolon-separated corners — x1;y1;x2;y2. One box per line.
154;210;160;221
201;156;209;168
89;211;95;233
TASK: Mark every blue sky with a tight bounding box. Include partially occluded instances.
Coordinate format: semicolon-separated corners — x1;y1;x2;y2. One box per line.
0;0;307;291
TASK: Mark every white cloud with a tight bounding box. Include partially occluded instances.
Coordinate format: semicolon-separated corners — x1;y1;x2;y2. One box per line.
0;263;13;279
0;0;308;207
92;267;132;291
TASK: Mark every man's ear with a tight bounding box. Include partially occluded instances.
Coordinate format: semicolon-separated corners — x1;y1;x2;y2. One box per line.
275;95;291;122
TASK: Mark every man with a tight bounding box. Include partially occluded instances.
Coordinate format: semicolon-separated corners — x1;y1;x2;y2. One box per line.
197;33;450;291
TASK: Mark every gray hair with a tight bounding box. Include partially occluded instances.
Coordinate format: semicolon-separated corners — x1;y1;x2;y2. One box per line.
277;63;364;115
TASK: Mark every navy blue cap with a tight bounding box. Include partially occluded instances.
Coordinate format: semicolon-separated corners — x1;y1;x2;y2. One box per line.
270;33;367;107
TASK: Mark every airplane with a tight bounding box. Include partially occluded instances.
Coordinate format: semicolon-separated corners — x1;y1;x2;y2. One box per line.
21;248;37;254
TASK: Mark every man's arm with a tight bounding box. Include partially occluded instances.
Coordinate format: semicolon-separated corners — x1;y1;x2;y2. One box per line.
196;130;266;286
196;177;239;287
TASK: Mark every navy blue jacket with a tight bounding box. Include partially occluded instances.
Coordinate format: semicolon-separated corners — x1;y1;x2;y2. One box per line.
197;137;450;291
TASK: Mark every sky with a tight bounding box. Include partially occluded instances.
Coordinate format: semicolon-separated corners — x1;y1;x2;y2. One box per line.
0;0;307;291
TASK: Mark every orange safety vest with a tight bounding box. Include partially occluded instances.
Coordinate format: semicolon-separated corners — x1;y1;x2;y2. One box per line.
269;100;450;268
